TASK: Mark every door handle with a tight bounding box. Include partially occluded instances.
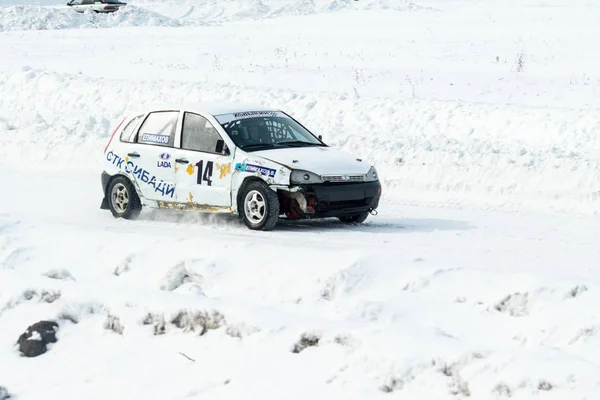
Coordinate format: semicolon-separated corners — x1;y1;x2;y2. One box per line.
127;152;140;158
175;158;189;164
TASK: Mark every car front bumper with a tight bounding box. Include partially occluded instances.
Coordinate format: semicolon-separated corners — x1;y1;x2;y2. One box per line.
283;180;382;218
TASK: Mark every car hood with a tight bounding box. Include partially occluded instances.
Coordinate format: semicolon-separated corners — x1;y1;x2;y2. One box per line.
251;146;371;175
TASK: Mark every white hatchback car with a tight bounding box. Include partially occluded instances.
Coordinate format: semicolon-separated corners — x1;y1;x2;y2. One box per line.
67;0;126;13
100;103;382;230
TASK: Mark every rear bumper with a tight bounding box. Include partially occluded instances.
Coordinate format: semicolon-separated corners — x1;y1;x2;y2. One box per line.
283;180;382;218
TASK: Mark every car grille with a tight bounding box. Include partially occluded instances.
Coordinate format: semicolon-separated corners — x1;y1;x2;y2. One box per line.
321;174;365;183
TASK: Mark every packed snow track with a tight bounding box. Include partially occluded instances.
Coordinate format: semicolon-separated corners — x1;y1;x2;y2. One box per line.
2;168;600;399
1;0;600;399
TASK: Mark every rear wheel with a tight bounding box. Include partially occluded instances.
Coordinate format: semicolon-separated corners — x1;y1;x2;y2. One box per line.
239;181;280;231
107;176;142;220
338;212;369;224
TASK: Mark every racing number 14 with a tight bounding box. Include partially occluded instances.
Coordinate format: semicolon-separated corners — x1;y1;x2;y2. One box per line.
195;160;213;186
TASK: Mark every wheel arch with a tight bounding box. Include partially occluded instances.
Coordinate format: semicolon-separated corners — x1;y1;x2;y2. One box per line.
236;178;281;231
233;176;278;215
101;171;145;208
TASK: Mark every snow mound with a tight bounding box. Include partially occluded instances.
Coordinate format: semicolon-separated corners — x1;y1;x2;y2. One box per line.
2;0;65;4
118;0;422;25
0;5;182;32
0;0;422;32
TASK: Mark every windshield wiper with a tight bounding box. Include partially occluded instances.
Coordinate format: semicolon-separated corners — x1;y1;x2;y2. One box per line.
240;143;276;151
278;141;324;147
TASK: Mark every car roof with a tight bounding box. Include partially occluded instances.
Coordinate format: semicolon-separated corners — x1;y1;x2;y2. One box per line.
127;102;281;117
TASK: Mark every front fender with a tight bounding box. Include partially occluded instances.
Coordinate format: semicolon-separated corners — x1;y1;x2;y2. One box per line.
230;156;292;214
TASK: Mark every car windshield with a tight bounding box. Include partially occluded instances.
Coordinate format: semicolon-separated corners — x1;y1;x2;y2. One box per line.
215;111;325;152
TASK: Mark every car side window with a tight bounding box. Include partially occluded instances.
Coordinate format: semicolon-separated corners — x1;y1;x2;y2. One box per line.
136;111;179;147
119;114;144;143
181;112;224;154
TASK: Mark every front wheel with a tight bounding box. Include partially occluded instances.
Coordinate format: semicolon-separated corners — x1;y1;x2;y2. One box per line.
338;212;369;224
239;181;280;231
107;176;142;220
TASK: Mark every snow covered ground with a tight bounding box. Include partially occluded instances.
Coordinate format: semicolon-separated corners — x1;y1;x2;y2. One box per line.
2;168;600;399
1;0;600;399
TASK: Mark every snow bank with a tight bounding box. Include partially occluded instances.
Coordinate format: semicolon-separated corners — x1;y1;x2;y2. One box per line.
2;0;64;4
130;0;422;24
0;0;421;32
0;5;182;32
1;67;599;214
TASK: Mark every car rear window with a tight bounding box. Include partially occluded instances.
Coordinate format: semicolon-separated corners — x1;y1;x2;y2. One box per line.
119;115;143;143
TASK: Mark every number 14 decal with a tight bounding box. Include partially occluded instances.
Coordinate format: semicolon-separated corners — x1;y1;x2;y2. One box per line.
196;160;213;186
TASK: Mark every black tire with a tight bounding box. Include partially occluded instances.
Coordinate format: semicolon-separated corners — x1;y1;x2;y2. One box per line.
106;175;142;220
238;180;280;231
338;212;369;224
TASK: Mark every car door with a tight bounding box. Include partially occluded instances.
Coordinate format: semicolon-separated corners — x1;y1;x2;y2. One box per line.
127;110;180;202
172;111;234;209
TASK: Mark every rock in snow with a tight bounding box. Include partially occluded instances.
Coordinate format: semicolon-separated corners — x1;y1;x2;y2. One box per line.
16;320;59;358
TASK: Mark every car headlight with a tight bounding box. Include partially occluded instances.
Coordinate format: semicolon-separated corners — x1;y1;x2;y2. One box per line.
290;169;323;184
365;166;378;182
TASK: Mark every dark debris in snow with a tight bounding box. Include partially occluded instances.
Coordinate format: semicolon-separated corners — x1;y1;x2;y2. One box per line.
17;320;59;357
292;332;320;353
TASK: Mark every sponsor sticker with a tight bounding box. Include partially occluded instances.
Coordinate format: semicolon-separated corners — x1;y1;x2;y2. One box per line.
141;133;170;144
233;111;279;119
106;151;175;198
235;162;276;178
214;111;285;124
157;152;172;168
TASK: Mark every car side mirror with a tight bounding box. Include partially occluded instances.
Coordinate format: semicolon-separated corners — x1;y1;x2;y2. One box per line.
318;135;322;140
216;139;230;156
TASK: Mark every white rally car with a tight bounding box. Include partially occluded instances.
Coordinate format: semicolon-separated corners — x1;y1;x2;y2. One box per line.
100;103;382;230
67;0;126;14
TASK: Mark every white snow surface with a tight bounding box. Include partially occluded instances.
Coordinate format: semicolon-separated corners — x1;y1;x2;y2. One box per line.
1;0;600;399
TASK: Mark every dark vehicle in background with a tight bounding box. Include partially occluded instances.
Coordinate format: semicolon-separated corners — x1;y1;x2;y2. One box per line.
67;0;127;14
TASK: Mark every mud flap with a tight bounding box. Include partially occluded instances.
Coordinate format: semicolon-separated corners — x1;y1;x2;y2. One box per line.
100;171;111;210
